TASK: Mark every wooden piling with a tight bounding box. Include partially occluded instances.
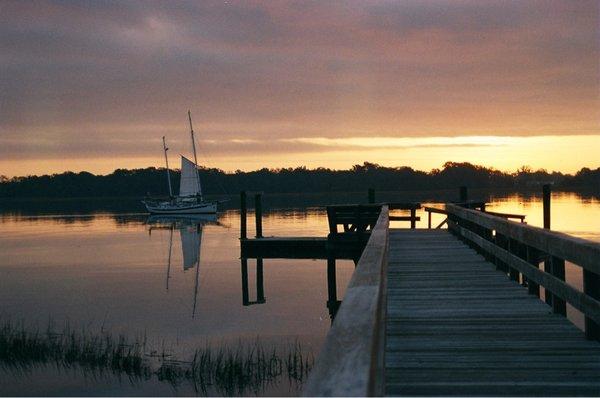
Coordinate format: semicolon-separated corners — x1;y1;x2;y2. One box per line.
543;184;551;229
240;191;247;239
255;192;263;238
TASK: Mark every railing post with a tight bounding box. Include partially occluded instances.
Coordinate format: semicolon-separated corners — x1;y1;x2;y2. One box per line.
507;239;520;282
459;186;468;203
410;208;417;229
551;256;566;316
368;188;375;204
584;270;600;340
428;210;432;229
240;191;247;239
494;233;508;273
255;192;263;238
526;246;540;297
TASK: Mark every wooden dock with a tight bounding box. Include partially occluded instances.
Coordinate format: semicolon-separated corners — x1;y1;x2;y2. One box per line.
304;202;600;397
386;229;600;396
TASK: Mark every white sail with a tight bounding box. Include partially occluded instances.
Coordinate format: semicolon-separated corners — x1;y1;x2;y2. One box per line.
180;225;202;270
179;156;201;197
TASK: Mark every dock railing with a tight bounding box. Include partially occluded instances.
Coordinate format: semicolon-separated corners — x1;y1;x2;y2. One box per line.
303;206;389;396
445;203;600;340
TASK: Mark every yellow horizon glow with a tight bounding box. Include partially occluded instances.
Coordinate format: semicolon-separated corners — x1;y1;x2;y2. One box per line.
1;135;598;178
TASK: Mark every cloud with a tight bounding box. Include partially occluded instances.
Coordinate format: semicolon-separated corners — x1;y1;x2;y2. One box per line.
0;0;598;173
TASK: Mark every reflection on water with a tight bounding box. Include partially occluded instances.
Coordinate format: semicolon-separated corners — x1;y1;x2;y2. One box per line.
0;209;355;396
147;215;218;318
0;190;599;395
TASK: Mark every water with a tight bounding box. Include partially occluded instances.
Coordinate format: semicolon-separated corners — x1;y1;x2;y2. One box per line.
0;190;599;396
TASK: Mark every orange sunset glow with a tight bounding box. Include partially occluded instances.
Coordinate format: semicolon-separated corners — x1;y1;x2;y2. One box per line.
1;1;599;176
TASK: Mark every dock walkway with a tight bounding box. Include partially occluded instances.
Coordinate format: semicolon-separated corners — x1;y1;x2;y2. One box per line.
386;229;600;396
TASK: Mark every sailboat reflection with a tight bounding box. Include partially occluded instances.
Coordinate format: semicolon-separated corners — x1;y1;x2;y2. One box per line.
147;214;218;317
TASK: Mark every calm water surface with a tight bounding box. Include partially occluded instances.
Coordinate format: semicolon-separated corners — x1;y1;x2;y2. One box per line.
0;191;598;396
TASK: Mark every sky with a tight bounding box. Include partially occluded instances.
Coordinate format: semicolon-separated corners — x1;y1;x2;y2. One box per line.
1;0;599;177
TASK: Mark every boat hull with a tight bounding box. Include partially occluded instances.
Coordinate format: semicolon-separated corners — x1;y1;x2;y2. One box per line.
143;201;217;214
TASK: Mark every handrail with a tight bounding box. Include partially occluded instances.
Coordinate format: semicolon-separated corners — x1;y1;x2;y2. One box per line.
303;206;389;396
445;203;600;340
446;204;600;274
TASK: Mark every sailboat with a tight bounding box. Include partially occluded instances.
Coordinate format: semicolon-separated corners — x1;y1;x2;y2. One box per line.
143;111;218;214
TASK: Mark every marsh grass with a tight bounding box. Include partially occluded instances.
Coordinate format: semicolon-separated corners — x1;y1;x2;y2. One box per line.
0;319;313;395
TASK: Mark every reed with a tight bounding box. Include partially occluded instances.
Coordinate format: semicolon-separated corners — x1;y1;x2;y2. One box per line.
0;319;313;395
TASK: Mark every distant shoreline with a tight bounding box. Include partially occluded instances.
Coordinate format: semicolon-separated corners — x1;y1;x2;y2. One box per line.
1;162;598;200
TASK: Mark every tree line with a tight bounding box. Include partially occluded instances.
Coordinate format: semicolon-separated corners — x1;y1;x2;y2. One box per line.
1;162;598;198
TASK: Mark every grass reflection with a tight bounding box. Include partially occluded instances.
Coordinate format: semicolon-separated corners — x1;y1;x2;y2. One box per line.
0;319;313;396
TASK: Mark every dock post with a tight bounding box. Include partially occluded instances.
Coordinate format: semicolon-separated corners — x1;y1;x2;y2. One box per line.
240;191;247;239
543;184;551;229
368;188;375;204
256;258;265;303
459;186;468;203
255;192;263;238
410;208;417;229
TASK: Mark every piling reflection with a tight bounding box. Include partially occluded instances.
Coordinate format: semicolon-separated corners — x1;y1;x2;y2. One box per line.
239;255;353;322
147;214;218;317
326;257;342;321
241;258;266;306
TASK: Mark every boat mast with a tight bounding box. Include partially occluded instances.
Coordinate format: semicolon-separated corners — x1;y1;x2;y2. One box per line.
162;136;173;197
187;110;202;198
